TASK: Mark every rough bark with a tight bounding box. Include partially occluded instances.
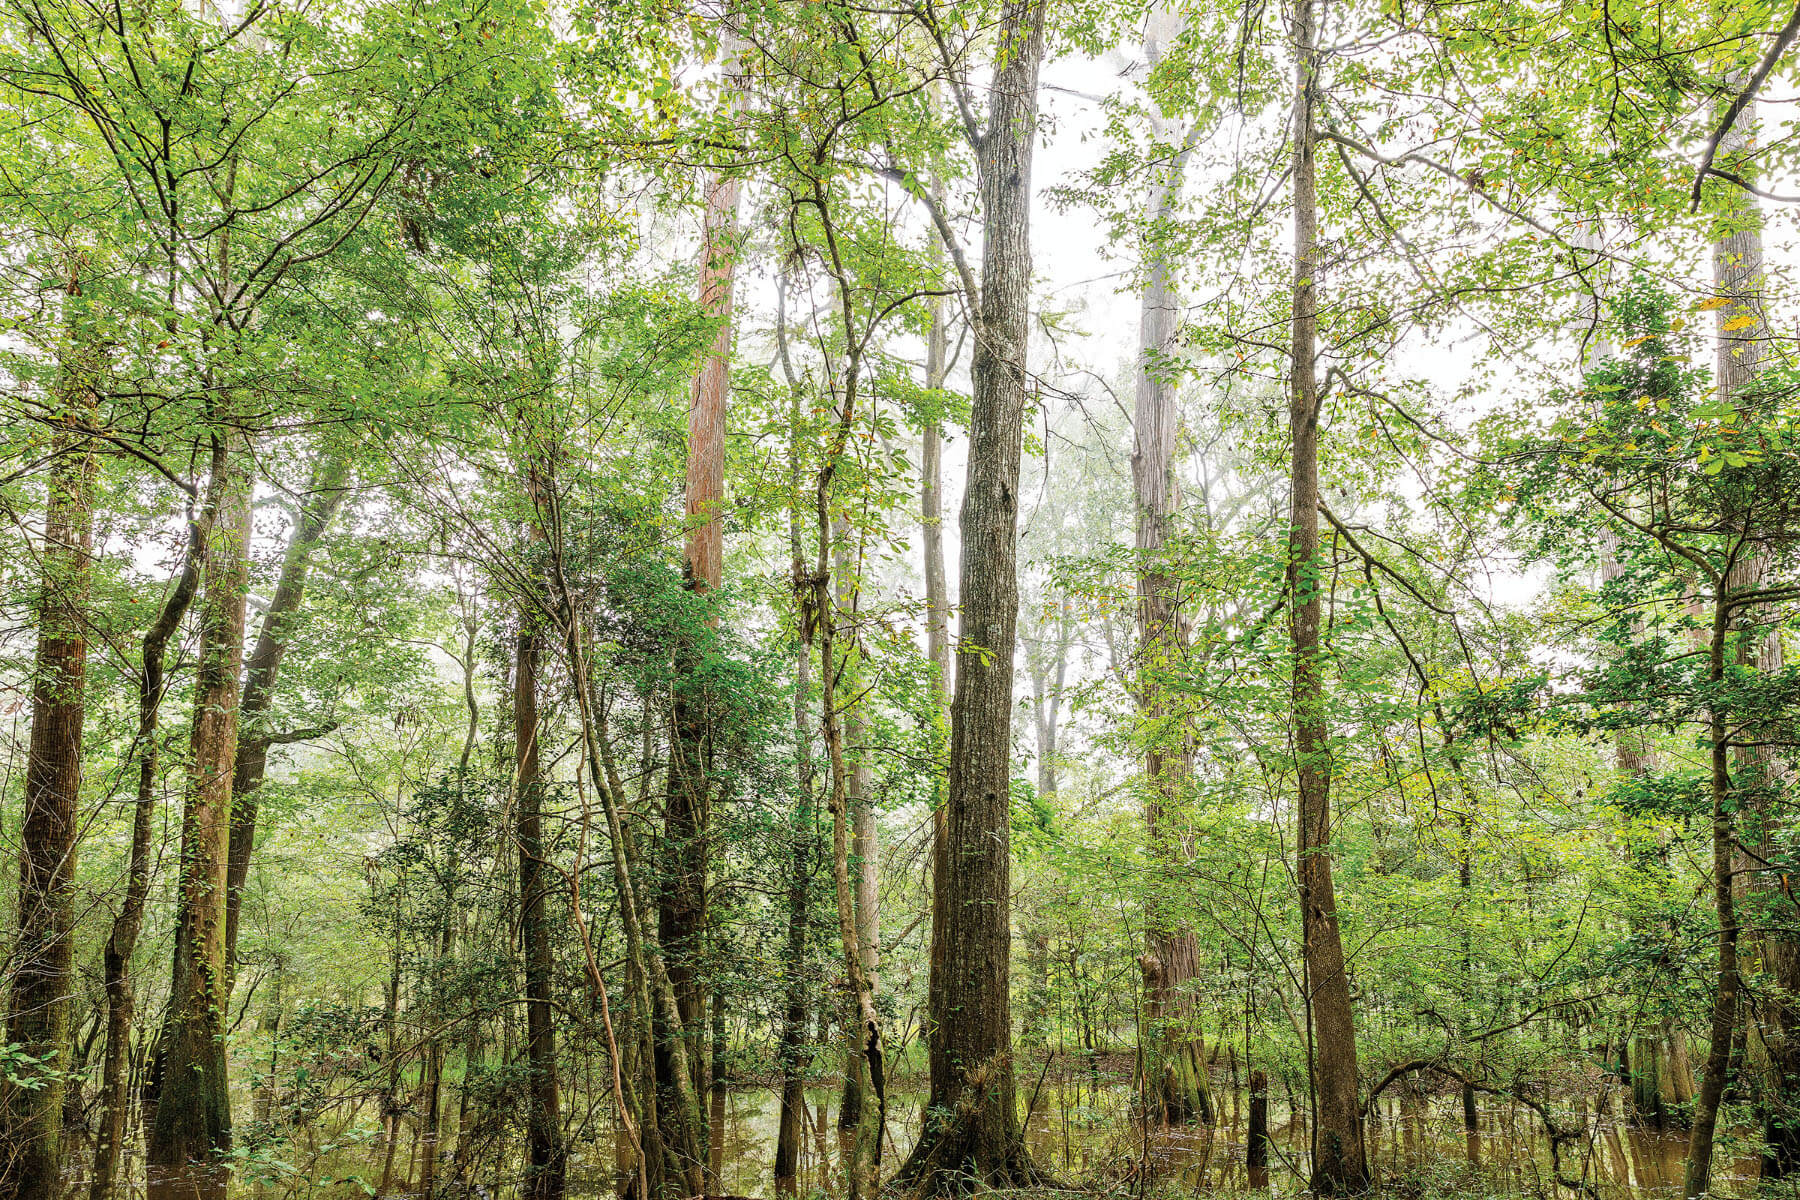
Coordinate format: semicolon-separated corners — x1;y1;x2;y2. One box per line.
660;28;747;1137
147;434;255;1200
1288;2;1368;1190
894;3;1049;1190
514;620;568;1200
1247;1068;1270;1177
682;28;744;599
815;507;884;1200
222;450;349;984
834;524;880;1138
90;441;230;1200
1132;9;1211;1132
1;283;99;1200
1707;113;1800;1176
91;433;234;1200
773;632;815;1195
774;284;815;1198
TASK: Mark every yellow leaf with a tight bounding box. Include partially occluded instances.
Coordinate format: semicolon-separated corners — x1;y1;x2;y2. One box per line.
1723;315;1758;332
1697;295;1732;311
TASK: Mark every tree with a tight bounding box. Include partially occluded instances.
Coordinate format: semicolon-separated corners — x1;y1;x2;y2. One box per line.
895;0;1052;1189
1131;6;1213;1133
148;433;253;1200
663;25;748;1136
1495;284;1800;1198
0;258;99;1200
1287;0;1368;1189
513;477;568;1200
1705;97;1800;1179
222;449;351;984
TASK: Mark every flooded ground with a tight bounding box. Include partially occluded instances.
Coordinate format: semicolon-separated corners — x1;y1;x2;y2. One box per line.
700;1078;1758;1199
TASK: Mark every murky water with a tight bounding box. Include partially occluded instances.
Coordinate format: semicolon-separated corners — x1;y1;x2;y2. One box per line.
699;1079;1754;1198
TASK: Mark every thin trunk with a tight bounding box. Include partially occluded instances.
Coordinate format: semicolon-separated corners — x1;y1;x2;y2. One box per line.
1457;799;1480;1160
375;859;405;1197
223;450;349;985
560;605;706;1197
91;440;230;1200
773;647;814;1194
775;289;816;1198
1289;2;1368;1190
1;276;100;1200
895;3;1048;1189
416;1000;443;1200
816;509;884;1200
420;595;478;1200
1684;595;1739;1198
834;524;879;1137
1027;607;1070;804
147;433;255;1200
921;200;954;1069
516;620;567;1200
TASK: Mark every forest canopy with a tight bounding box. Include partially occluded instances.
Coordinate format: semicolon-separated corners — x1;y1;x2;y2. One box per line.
2;0;1799;1199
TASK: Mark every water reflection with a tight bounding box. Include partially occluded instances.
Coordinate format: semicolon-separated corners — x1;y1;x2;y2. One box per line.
697;1081;1757;1199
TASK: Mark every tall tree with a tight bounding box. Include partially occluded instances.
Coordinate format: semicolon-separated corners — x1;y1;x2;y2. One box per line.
515;501;568;1200
921;178;956;1043
1287;0;1367;1190
663;26;748;1127
90;439;229;1200
0;259;99;1200
895;0;1050;1188
1131;7;1212;1131
774;308;817;1194
147;433;254;1200
1704;94;1798;1181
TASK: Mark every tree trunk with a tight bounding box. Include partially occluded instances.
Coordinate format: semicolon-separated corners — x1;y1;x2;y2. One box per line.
1132;12;1211;1132
660;28;746;1140
774;281;817;1199
1707;109;1800;1177
561;609;706;1197
1288;2;1368;1190
833;524;880;1139
147;434;255;1200
815;508;885;1200
1026;604;1070;805
894;4;1048;1190
921;201;955;1081
1;278;100;1200
1247;1068;1270;1182
222;450;349;985
516;623;567;1200
91;438;231;1200
1684;595;1740;1199
774;627;815;1195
